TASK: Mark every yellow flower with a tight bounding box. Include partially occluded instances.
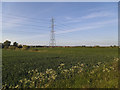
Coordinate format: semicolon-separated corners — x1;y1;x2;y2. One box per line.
19;80;23;83
81;64;84;67
28;71;31;73
103;70;105;72
15;85;19;88
90;71;94;74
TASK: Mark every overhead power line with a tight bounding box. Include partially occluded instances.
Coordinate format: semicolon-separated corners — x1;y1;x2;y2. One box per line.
56;22;75;28
0;16;50;27
1;13;50;22
2;21;48;28
2;29;49;33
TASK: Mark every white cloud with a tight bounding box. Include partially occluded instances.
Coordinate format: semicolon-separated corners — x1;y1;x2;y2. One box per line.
65;11;115;23
56;19;117;34
65;16;73;20
56;26;100;34
81;11;113;19
2;17;27;29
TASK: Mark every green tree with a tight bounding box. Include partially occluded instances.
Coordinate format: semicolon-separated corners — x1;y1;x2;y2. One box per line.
3;40;11;48
13;42;18;47
0;43;2;48
18;45;22;48
2;43;4;48
22;45;30;50
9;46;16;50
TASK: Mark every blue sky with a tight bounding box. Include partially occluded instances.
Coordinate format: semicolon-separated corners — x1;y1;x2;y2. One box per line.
2;2;118;46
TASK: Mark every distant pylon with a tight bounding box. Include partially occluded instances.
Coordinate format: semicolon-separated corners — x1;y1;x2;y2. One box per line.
49;18;56;47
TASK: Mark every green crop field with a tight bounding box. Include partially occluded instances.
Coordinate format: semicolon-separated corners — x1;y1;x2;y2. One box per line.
2;47;119;88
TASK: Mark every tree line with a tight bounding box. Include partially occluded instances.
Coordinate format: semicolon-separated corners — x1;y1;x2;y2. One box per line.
0;40;118;50
1;40;30;50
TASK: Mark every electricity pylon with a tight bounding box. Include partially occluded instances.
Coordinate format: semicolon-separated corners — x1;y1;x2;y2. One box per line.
49;18;56;47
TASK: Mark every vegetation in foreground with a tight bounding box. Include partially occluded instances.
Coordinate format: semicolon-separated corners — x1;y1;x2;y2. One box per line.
2;47;119;88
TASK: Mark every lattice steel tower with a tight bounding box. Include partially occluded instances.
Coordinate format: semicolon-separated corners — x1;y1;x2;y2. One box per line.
49;18;56;47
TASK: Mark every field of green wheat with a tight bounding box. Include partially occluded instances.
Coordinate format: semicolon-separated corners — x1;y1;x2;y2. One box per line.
2;47;119;88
